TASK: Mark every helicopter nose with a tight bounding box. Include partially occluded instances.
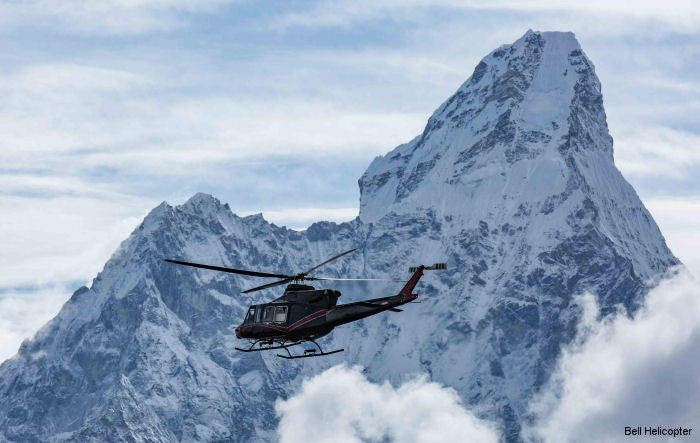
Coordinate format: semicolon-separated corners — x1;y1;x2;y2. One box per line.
235;326;242;338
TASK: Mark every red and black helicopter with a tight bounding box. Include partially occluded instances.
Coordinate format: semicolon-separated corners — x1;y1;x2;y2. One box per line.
165;249;445;359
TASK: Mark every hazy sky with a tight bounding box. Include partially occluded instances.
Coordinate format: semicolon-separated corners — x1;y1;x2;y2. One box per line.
1;0;699;361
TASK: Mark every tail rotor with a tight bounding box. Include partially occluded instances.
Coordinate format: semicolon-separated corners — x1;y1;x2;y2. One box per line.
409;263;446;273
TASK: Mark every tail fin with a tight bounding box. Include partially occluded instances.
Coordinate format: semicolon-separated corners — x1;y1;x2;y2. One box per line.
400;263;446;300
400;265;424;299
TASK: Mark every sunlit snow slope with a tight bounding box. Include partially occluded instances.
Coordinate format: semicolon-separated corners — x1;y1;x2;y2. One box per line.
0;31;678;442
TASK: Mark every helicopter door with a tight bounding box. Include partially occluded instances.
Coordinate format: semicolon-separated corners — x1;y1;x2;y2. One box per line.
263;306;275;323
274;306;288;324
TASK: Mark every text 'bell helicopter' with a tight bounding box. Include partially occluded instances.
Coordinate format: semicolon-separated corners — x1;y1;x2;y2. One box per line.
165;249;445;359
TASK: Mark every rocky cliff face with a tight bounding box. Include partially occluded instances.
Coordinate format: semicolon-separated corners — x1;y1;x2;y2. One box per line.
0;31;678;442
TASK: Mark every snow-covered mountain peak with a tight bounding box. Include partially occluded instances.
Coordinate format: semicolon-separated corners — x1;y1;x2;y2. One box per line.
183;192;220;207
178;192;228;217
358;30;604;224
145;200;171;219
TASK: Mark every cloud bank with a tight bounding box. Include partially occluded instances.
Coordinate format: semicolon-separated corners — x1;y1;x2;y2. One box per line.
276;364;499;443
526;268;700;442
0;285;72;361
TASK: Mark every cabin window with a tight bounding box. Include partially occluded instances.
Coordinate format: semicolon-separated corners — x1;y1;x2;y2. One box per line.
263;306;276;323
254;306;262;323
245;307;255;324
274;306;288;323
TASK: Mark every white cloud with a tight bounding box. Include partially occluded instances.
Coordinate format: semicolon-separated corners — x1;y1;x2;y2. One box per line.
0;63;425;175
275;0;700;34
0;193;147;288
473;0;700;34
526;268;700;442
0;0;234;35
0;284;72;362
644;198;700;278
630;76;700;95
276;364;499;443
76;98;424;171
613;127;700;179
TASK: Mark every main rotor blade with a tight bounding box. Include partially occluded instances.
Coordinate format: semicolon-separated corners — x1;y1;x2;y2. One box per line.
241;278;292;294
164;259;292;279
310;277;408;282
303;248;357;275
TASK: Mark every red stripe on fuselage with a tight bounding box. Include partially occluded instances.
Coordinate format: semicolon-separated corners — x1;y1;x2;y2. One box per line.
238;308;331;335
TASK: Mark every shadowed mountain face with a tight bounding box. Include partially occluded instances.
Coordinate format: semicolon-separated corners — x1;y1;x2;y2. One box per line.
0;31;678;442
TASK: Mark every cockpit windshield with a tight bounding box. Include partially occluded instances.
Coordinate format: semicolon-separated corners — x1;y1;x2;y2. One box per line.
244;307;256;324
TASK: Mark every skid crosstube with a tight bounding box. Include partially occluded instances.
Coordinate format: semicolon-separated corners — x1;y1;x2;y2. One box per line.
234;340;302;352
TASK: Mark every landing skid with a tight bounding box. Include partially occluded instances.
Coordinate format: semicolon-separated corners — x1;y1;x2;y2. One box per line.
277;339;344;359
235;339;343;359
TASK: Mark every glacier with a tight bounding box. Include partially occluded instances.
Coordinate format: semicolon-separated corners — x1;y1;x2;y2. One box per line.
0;30;679;442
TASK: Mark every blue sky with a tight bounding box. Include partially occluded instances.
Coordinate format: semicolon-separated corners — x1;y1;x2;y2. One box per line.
1;0;699;360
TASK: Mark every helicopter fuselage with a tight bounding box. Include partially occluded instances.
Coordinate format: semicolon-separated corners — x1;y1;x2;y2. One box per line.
234;267;422;342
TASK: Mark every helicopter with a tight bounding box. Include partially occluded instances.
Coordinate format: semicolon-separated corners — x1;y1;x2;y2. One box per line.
164;249;445;359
